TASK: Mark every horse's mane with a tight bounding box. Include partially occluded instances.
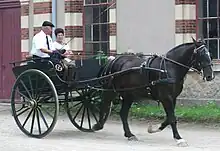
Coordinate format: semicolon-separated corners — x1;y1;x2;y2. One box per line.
117;42;195;59
167;42;194;54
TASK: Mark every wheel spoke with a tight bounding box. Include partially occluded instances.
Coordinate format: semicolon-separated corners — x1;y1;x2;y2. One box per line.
16;90;31;102
20;80;32;100
89;107;99;124
76;90;83;96
80;107;86;128
38;101;55;104
16;105;27;113
68;96;83;102
73;104;83;121
87;107;91;129
30;109;36;134
68;102;82;111
38;107;49;129
22;108;33;128
16;107;30;117
93;105;101;113
38;106;54;119
38;94;53;103
35;79;47;101
36;109;41;135
28;76;34;98
91;95;101;101
34;74;39;99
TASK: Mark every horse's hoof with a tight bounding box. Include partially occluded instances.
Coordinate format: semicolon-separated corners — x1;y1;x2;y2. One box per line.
128;136;138;141
148;124;161;133
148;124;154;133
176;139;188;147
92;123;103;131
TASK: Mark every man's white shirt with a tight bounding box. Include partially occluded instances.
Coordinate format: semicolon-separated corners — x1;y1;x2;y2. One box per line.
30;30;54;58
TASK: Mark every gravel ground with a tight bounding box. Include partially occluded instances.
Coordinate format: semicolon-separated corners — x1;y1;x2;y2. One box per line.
0;104;220;151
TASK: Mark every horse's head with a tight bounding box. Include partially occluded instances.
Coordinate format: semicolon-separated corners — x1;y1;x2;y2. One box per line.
191;37;214;81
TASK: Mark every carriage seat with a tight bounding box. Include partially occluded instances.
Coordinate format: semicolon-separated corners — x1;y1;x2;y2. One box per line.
30;54;77;81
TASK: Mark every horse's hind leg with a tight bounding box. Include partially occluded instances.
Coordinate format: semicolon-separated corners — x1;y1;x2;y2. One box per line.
120;95;138;141
92;91;115;131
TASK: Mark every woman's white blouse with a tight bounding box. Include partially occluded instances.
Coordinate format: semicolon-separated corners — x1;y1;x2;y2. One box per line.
53;41;70;50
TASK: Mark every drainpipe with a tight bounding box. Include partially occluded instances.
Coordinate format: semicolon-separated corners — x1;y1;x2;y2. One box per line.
29;0;34;52
52;0;57;41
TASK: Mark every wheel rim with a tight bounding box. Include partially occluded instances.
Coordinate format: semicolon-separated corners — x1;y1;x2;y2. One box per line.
11;69;59;138
66;88;112;132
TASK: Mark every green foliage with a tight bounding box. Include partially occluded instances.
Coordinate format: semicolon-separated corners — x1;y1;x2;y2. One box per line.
111;100;220;123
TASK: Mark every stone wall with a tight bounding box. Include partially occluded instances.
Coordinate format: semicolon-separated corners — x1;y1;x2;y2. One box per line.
178;71;220;101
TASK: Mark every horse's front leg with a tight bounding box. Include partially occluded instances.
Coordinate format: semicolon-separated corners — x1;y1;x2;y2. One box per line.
166;98;188;147
148;118;169;133
148;98;176;133
148;97;188;147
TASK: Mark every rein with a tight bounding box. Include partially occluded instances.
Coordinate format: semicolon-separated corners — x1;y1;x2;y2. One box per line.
158;55;201;74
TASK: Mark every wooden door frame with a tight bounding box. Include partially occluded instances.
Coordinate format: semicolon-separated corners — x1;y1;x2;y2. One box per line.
0;0;21;101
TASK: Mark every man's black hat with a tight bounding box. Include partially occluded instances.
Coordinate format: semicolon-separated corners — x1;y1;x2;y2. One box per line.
42;21;55;27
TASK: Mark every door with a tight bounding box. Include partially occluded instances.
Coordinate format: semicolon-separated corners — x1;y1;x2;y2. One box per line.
0;0;21;100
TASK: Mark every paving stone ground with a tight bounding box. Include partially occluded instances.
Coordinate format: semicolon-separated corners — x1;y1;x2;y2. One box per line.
1;104;220;151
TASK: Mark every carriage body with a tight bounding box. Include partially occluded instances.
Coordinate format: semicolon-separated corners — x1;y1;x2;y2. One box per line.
11;57;104;95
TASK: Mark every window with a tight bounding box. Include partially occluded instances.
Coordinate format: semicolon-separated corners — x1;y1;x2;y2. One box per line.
197;0;220;59
84;0;113;5
84;0;112;55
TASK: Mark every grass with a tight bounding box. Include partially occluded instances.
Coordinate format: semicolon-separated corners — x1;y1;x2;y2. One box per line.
54;100;220;124
111;100;220;123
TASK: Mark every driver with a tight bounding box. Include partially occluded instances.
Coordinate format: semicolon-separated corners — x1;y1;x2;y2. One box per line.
30;21;66;64
30;21;55;60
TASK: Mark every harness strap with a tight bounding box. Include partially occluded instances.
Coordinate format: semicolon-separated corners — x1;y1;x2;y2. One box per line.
159;55;201;74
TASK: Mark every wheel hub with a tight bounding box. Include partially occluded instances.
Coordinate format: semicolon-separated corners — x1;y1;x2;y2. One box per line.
83;96;90;107
28;99;38;109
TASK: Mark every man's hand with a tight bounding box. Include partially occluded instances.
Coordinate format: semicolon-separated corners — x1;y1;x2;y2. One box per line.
40;48;53;54
59;49;66;54
51;50;66;59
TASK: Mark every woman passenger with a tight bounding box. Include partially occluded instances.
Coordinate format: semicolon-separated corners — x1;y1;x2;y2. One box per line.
53;28;72;56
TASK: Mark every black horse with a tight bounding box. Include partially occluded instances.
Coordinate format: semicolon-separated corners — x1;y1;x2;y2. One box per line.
92;38;214;147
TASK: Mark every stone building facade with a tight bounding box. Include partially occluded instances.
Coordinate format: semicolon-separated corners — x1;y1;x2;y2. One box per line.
19;0;220;101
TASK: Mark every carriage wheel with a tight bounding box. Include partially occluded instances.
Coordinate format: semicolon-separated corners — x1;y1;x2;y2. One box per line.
66;88;112;132
11;69;59;138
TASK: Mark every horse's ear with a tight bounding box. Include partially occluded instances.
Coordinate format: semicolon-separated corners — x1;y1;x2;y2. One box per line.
210;52;213;60
200;37;206;44
191;36;197;44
